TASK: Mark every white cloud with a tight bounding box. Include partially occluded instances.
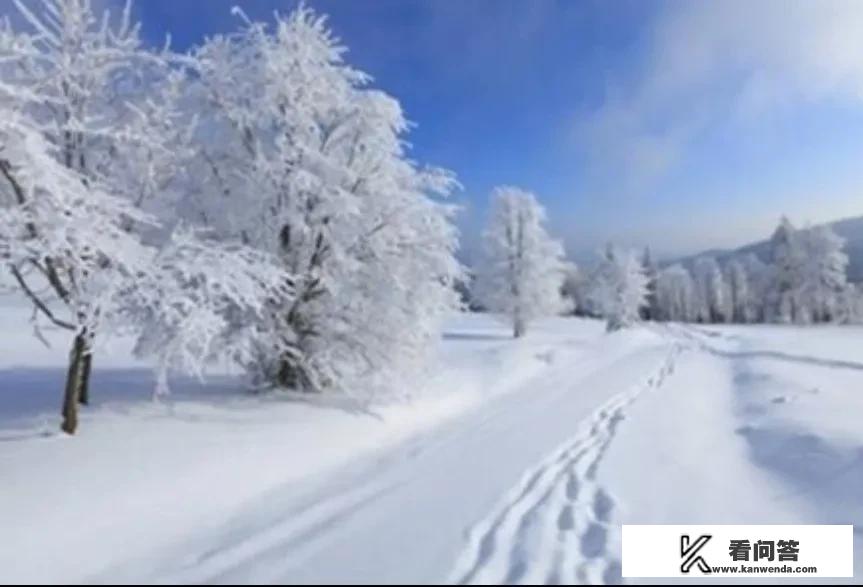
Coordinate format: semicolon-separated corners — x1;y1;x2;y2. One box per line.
580;0;863;191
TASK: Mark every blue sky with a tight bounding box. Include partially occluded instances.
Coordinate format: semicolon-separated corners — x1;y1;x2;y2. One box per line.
108;1;863;260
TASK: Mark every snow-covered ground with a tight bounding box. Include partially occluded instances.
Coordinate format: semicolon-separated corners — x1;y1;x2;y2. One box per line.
1;306;862;584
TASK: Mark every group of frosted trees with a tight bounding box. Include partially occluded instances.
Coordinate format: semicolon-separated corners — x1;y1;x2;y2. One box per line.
0;0;460;433
472;201;862;338
471;187;649;335
650;218;861;325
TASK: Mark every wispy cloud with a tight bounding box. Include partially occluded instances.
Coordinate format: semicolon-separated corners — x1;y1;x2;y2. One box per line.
578;0;863;194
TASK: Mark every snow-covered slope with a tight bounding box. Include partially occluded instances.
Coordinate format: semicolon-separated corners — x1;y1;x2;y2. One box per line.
0;308;625;583
2;307;862;584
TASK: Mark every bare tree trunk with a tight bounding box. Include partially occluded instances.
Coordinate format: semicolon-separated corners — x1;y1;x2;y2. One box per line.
277;359;302;390
78;351;92;405
61;331;88;435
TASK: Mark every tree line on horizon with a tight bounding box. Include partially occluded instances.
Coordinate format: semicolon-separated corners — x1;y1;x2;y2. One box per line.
469;191;862;336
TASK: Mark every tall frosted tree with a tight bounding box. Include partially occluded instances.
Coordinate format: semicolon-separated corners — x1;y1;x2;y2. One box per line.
798;225;848;322
766;216;804;323
0;0;171;431
765;218;848;324
474;186;568;338
183;6;461;394
0;96;154;434
4;0;465;431
589;244;648;331
0;0;297;432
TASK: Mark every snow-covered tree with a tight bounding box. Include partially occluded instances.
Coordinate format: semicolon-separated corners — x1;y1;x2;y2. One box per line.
184;7;461;393
641;247;660;320
0;101;154;434
766;216;804;323
655;264;697;322
2;0;463;430
589;244;648;331
0;0;173;432
798;225;848;323
473;186;568;337
765;218;848;324
692;256;728;323
0;0;294;433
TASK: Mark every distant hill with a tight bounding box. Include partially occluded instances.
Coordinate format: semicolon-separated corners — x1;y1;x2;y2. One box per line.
671;215;863;283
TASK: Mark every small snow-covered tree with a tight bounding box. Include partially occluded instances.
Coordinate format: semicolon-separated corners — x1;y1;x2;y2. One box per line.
589;244;648;331
765;218;848;324
641;247;660;320
766;216;804;323
655;264;696;322
693;256;728;323
184;6;461;394
798;225;848;323
473;186;568;337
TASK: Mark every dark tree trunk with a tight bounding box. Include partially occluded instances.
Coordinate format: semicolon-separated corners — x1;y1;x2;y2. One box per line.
78;351;92;405
276;351;318;392
277;359;302;390
61;330;90;435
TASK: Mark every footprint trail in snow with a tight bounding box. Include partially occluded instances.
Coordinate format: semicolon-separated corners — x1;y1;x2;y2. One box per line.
451;345;682;585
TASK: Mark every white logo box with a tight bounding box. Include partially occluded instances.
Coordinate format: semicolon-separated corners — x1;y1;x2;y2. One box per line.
622;524;853;578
